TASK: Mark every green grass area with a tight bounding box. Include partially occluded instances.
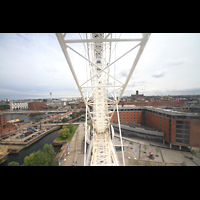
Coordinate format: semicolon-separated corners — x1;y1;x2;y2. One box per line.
87;123;92;126
56;125;79;142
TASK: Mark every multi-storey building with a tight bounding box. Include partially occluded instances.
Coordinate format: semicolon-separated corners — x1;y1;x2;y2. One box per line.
119;101;184;107
145;107;200;148
111;108;143;123
28;102;47;110
10;101;28;110
0;113;16;136
0;114;7;128
109;106;200;148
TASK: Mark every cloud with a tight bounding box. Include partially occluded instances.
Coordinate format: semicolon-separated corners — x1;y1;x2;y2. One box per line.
151;69;167;78
129;81;148;87
164;58;188;66
0;33;199;101
53;76;61;80
119;70;129;77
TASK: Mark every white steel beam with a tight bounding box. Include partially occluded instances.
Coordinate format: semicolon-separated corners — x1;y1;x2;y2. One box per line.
82;85;123;88
64;38;142;43
105;33;111;39
108;33;151;128
116;104;125;166
56;33;94;124
55;33;151;166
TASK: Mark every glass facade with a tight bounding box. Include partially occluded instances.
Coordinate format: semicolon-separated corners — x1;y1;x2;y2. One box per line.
176;121;190;144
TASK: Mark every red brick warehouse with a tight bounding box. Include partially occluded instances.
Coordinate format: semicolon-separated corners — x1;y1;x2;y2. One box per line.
109;105;200;148
28;102;48;110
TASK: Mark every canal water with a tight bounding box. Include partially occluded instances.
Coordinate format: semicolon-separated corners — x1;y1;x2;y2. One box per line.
1;113;81;166
1;128;62;166
7;113;55;123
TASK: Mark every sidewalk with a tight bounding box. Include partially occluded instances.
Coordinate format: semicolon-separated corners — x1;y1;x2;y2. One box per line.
60;123;85;166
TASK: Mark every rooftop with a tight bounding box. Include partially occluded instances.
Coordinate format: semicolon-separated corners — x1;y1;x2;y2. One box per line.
111;123;164;137
108;105;200;119
145;106;200;117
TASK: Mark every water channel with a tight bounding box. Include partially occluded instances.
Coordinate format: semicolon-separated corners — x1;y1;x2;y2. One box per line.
1;113;82;166
1;113;62;166
1;129;61;166
7;113;54;123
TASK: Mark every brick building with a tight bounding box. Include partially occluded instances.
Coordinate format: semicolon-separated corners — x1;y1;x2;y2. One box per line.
111;109;143;123
0;114;7;128
145;107;200;148
109;106;200;148
0;113;16;136
28;102;47;110
119;101;184;107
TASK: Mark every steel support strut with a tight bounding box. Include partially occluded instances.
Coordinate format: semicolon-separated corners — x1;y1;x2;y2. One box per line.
55;33;150;166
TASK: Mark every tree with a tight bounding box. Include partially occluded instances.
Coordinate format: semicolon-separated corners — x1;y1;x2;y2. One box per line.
144;144;147;151
68;123;74;134
23;144;56;166
62;117;68;122
43;144;56;165
31;150;49;166
24;152;35;166
0;104;10;111
58;128;70;139
81;118;85;122
8;161;20;166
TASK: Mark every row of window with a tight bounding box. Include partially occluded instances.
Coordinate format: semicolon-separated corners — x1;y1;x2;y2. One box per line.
176;138;189;144
148;118;167;123
176;124;190;129
113;112;140;115
119;117;140;119
109;109;200;120
176;121;190;125
112;118;140;122
147;113;167;120
113;117;140;120
176;134;189;139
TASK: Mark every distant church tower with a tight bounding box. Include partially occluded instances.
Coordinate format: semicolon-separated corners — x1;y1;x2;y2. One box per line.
50;92;52;100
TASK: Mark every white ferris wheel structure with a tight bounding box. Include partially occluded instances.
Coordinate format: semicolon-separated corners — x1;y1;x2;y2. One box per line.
56;33;151;166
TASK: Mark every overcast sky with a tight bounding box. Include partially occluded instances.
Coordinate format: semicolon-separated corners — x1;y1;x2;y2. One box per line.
0;33;200;101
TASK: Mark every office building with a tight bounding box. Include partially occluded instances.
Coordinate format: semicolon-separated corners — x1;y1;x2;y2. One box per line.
109;106;200;148
28;102;47;110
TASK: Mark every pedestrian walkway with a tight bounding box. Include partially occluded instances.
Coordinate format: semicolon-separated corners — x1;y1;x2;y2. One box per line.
60;123;85;166
112;133;200;166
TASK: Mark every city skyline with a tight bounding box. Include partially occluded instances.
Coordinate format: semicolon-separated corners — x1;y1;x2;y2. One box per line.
0;33;200;101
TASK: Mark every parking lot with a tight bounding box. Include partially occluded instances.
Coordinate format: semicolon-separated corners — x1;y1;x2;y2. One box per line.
0;126;55;143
